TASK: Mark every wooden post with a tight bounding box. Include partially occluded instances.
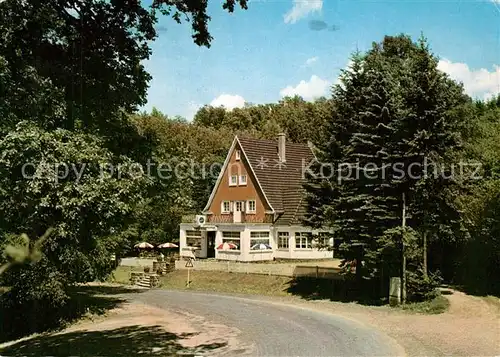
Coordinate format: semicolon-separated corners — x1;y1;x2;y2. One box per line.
401;192;407;304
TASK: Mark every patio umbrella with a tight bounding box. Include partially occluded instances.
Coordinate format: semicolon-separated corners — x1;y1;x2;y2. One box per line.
250;243;272;250
216;242;238;250
157;242;179;248
134;242;154;249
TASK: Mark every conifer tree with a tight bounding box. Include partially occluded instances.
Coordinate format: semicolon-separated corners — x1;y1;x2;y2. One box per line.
305;35;469;300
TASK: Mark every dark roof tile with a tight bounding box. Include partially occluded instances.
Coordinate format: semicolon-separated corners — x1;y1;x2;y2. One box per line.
238;136;314;226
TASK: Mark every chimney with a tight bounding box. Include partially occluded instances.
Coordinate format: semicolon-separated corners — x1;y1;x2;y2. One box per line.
278;133;286;163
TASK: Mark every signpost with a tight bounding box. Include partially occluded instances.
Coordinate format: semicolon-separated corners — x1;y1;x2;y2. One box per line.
185;257;194;288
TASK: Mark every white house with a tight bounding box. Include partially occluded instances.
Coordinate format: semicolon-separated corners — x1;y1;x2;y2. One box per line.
179;134;335;262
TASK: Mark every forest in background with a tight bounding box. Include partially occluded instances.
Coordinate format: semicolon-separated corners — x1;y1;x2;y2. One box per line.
0;0;498;341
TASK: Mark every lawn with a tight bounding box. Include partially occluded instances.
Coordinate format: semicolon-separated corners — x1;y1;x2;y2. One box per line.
159;269;292;296
107;266;144;285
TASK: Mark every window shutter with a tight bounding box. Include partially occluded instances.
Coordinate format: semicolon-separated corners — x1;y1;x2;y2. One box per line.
229;201;234;212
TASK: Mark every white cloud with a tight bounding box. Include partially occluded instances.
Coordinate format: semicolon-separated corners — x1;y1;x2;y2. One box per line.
437;59;500;100
304;56;319;66
284;0;323;24
210;94;246;110
280;75;331;100
184;101;201;121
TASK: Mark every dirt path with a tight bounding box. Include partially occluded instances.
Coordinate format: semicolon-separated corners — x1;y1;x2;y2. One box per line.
64;301;253;356
278;289;500;357
0;285;253;356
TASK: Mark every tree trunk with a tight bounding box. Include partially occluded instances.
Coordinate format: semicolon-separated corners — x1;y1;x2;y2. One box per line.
423;230;428;278
401;193;407;304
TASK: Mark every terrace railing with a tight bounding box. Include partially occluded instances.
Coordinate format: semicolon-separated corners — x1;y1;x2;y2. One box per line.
181;213;274;224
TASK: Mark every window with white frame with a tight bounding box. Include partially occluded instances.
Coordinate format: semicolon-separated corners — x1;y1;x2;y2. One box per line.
239;174;247;185
222;231;241;250
278;232;289;249
295;232;312;249
229;175;238;186
221;201;231;214
235;150;241;161
186;230;202;248
250;231;271;249
247;200;256;213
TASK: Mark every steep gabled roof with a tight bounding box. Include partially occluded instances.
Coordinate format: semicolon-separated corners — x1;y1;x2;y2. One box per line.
202;135;315;226
202;136;274;214
237;137;314;225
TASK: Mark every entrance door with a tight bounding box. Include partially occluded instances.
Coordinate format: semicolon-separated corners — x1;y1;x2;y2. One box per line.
207;231;216;258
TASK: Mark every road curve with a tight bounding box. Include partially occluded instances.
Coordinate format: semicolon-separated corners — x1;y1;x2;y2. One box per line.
129;289;404;357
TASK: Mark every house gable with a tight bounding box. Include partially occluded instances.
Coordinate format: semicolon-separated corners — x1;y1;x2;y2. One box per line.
203;137;273;218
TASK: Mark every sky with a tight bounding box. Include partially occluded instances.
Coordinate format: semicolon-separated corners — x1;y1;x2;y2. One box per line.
143;0;500;120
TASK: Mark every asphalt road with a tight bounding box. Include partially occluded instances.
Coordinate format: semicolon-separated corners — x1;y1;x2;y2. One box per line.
130;289;403;357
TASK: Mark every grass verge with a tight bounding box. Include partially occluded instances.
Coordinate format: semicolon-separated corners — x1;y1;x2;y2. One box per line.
159;270;292;296
400;294;450;314
482;295;500;309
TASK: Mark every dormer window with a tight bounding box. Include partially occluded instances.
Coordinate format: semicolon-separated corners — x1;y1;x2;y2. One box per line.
235;150;241;161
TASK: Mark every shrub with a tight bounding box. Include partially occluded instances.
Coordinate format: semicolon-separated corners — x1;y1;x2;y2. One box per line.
0;259;69;341
144;266;150;273
406;268;442;302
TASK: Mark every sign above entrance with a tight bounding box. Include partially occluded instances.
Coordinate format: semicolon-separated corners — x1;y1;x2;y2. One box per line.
203;225;217;232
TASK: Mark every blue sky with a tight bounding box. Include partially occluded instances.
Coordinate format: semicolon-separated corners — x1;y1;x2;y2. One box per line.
143;0;500;119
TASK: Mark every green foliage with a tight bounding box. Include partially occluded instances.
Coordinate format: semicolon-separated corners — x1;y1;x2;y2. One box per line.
0;229;53;275
0;122;150;286
401;294;449;314
0;0;248;134
454;100;500;295
127;112;235;247
193;96;332;143
0;257;70;340
305;35;470;301
0;0;251;340
406;269;442;302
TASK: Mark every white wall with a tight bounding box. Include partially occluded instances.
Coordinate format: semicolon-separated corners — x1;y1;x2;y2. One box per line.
215;225;274;261
288;226;333;259
180;224;333;262
179;224;208;258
